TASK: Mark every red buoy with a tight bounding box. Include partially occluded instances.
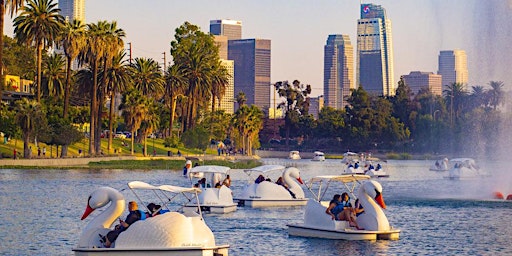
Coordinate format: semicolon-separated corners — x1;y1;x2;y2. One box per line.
494;192;504;199
506;194;512;200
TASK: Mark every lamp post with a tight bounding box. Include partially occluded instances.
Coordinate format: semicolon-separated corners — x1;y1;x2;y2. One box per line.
433;109;440;121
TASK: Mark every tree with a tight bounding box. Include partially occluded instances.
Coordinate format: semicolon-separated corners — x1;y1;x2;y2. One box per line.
59;19;85;118
164;63;187;138
210;63;229;112
236;91;247;108
13;0;64;102
0;0;25;99
232;105;263;155
443;82;468;127
129;57;164;98
14;98;45;158
488;81;504;111
2;35;36;80
42;53;66;98
105;50;131;153
120;88;150;155
139;101;160;156
170;21;222;131
275;80;311;147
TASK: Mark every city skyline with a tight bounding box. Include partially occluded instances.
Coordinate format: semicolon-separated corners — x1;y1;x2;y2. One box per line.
4;0;512;97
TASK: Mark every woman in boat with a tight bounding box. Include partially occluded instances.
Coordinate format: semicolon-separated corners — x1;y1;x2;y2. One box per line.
326;194;344;220
353;198;364;217
101;201;144;248
222;175;231;187
339;193;362;229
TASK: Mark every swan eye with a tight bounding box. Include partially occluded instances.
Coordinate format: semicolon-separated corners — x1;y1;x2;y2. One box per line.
375;189;380;196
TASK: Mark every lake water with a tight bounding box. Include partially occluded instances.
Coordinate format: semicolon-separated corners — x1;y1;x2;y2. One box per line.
1;159;511;255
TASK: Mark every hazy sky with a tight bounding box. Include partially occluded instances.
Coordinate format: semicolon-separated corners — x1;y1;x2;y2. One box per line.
5;0;512;96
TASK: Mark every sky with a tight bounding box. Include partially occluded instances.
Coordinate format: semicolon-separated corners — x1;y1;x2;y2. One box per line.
4;0;512;97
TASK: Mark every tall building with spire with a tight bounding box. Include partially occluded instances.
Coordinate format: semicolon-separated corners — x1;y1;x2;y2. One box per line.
324;34;354;109
59;0;86;23
437;49;468;89
357;3;395;96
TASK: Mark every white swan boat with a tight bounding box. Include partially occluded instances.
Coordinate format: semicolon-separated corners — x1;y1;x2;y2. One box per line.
287;174;400;240
234;165;308;207
364;162;389;178
429;158;449;171
445;158;486;179
73;181;229;255
341;152;365;174
312;151;326;161
289;150;301;160
183;165;237;214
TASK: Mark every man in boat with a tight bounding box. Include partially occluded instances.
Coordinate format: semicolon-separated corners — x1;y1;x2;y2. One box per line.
101;201;144;248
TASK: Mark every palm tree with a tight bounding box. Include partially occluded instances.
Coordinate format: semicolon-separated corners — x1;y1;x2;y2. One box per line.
232;105;263;155
164;63;187;137
139;101;160;156
42;53;66;99
105;50;131;153
15;98;44;158
0;0;24;99
488;81;504;111
79;21;106;155
236;91;247;108
443;82;468;127
59;19;85;118
13;0;64;102
130;57;164;98
120;88;149;155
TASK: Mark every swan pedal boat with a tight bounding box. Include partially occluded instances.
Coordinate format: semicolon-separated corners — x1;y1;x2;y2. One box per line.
234;165;308;207
444;158;488;179
364;162;389;178
312;151;326;161
183;165;237;214
429;158;449;171
289;150;301;160
287;174;400;240
73;181;229;256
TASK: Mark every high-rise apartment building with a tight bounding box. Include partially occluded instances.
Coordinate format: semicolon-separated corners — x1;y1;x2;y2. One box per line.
437;50;468;89
357;3;395;96
402;71;443;96
213;35;228;60
217;59;235;114
228;39;271;115
210;20;242;40
324;34;354;109
59;0;86;23
308;95;324;120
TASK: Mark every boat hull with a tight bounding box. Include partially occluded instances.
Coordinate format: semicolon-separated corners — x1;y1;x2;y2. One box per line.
235;198;308;208
73;245;229;256
183;204;237;214
287;224;400;241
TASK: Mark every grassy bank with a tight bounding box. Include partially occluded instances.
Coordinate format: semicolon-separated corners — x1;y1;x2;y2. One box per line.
88;159;262;170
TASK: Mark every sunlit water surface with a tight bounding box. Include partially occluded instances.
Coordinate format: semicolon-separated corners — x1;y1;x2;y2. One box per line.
1;159;511;255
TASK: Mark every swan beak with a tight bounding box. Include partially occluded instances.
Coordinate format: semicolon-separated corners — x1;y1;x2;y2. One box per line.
375;194;386;209
81;205;95;220
297;177;304;184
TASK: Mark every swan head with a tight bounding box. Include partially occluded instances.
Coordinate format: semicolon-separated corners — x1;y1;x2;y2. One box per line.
361;180;386;209
81;186;123;220
285;167;304;184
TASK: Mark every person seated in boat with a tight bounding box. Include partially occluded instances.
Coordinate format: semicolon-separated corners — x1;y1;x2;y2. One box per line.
326;194;344;220
339;193;362;229
198;178;208;188
146;203;169;217
215;182;222;188
368;164;375;170
265;177;272;182
376;163;382;170
101;201;145;248
276;176;296;199
435;160;440;168
222;175;231;187
255;175;265;184
353;198;364;217
354;162;360;169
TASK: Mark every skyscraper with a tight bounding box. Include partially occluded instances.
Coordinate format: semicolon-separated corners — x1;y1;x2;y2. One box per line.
59;0;86;23
210;20;242;40
217;59;235;114
357;3;395;96
228;39;271;114
402;71;443;96
324;34;354;109
437;50;468;89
